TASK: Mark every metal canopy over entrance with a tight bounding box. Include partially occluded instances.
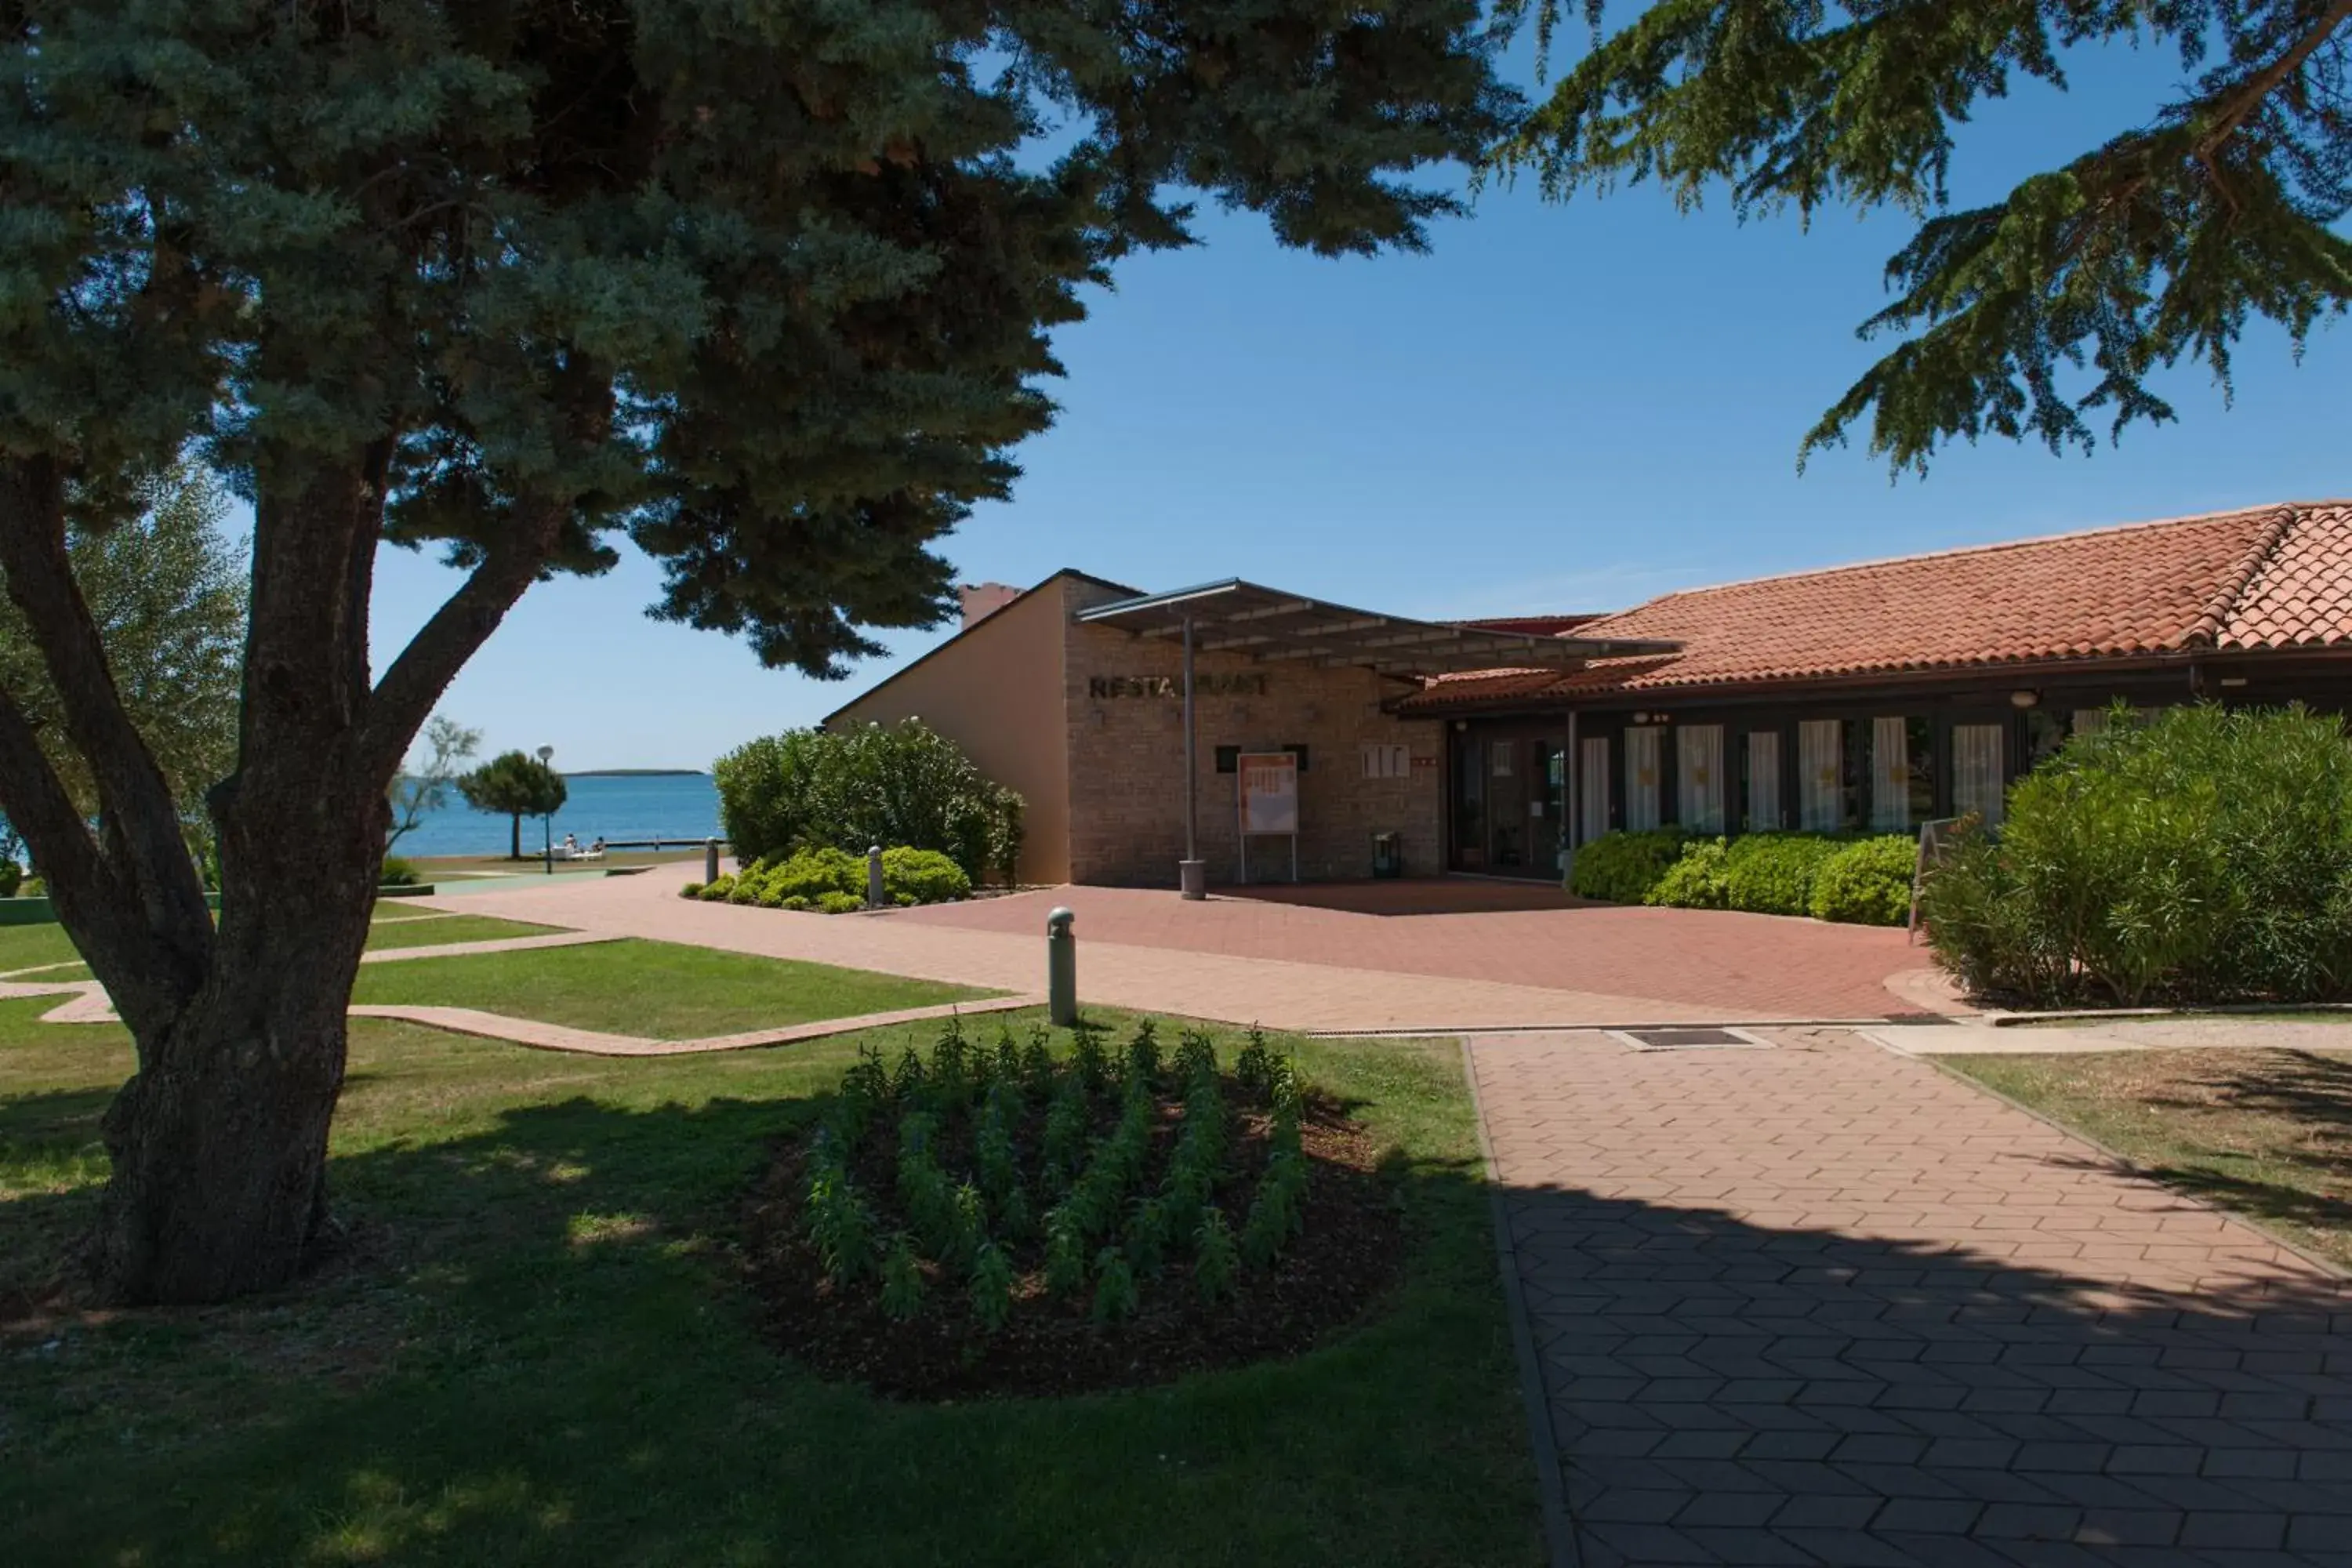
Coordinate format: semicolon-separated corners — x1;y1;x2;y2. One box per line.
1074;579;1676;676
1074;579;1679;898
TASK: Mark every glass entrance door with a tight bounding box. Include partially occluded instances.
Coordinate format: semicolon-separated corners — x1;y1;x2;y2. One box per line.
1530;739;1565;875
1451;722;1569;878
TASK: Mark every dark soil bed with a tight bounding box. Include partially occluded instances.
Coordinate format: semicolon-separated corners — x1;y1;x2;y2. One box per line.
740;1088;1406;1400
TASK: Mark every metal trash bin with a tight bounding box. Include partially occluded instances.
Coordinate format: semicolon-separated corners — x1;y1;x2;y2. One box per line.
1371;831;1403;880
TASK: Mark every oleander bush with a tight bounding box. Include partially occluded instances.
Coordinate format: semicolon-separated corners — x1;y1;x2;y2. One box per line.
787;1016;1317;1338
1806;834;1918;927
1922;704;2352;1006
1569;828;1686;903
713;720;1024;884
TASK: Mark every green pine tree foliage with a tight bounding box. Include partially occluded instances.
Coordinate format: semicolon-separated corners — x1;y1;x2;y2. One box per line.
0;0;1515;1305
1490;1;2352;471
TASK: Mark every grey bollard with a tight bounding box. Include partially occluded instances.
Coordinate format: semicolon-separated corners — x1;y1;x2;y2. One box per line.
704;837;720;885
1046;906;1076;1025
866;844;885;909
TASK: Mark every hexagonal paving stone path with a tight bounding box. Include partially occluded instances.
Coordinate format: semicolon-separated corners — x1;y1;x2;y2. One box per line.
1469;1028;2352;1568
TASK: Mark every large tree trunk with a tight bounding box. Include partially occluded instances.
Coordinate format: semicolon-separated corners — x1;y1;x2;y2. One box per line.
93;773;386;1303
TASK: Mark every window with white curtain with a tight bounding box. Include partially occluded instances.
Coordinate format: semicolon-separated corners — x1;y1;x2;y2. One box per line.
1624;726;1662;831
1579;736;1610;844
1871;715;1912;830
1744;731;1781;831
1952;724;2006;826
1798;720;1841;832
1677;724;1726;833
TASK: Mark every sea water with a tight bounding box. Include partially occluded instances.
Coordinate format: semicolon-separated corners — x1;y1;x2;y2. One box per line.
392;772;721;858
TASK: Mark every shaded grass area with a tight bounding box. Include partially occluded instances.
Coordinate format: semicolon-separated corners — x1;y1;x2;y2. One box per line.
1946;1047;2352;1269
349;938;990;1039
0;1002;1536;1566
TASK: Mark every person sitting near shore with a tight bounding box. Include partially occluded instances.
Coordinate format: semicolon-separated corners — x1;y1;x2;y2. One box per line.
588;837;606;855
560;833;581;858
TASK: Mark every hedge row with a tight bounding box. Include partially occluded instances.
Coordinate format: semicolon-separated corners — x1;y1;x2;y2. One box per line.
683;845;971;913
1571;828;1916;927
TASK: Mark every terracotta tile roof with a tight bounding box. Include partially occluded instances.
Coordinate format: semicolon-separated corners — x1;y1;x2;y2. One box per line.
1400;501;2352;713
1456;613;1606;637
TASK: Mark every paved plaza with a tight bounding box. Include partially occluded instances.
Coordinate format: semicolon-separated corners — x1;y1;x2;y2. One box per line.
428;868;1945;1030
1472;1029;2352;1568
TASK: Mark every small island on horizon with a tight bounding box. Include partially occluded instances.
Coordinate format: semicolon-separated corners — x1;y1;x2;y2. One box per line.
564;768;709;778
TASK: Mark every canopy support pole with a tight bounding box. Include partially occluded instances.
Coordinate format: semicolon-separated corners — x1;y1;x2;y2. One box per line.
1179;615;1205;898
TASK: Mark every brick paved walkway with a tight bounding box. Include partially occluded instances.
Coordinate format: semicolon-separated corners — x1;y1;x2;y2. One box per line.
1470;1029;2352;1567
426;869;1944;1029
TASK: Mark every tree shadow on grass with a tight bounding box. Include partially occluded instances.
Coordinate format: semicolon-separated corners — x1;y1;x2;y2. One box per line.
0;1088;1540;1568
1497;1179;2352;1568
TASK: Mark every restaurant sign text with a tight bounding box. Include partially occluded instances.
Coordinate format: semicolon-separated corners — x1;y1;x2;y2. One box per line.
1088;673;1269;699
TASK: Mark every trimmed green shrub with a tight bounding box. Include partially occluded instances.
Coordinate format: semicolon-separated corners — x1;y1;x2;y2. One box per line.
378;856;421;888
696;873;737;902
1807;835;1917;926
1570;829;1686;903
1922;703;2352;1006
779;894;813;912
882;846;971;906
679;880;705;898
816;890;866;915
1722;833;1842;916
2;859;25;898
1645;838;1729;909
767;847;865;902
713;721;1024;884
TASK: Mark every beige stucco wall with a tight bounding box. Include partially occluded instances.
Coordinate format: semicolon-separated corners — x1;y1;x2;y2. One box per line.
1062;592;1445;887
825;580;1073;885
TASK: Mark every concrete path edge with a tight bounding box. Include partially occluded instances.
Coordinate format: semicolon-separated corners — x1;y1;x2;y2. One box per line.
1458;1036;1579;1568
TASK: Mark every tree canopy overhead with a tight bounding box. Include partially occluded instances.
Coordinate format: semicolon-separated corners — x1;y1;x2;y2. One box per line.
1491;0;2352;471
0;0;1515;1305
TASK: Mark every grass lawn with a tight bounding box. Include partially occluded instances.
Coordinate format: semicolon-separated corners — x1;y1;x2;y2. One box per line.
1945;1047;2352;1269
350;938;992;1039
363;913;563;952
0;924;90;976
0;911;562;982
0;1004;1537;1566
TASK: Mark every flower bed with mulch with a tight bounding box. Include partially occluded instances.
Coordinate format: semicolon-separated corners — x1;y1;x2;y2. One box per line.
742;1017;1403;1399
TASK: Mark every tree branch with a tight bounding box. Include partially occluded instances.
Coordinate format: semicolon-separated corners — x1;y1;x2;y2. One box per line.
0;457;212;942
2194;0;2352;160
0;684;197;1035
358;506;565;786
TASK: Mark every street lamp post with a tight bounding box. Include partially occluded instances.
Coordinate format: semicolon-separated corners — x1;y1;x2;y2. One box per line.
537;745;555;874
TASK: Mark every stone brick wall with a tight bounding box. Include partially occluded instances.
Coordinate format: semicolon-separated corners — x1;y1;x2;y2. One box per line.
1059;579;1445;887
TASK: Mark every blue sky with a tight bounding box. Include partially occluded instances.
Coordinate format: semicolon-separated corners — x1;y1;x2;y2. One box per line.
368;25;2351;771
